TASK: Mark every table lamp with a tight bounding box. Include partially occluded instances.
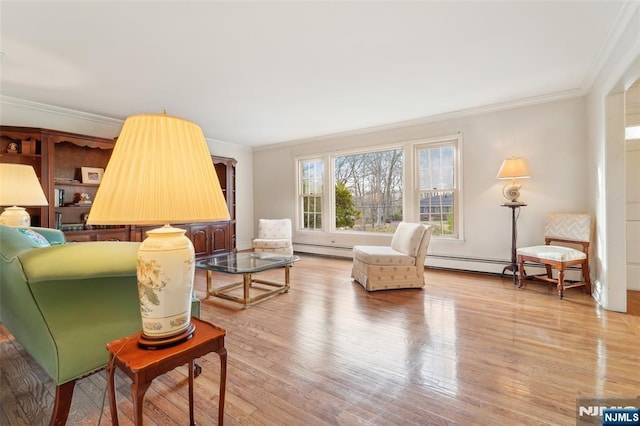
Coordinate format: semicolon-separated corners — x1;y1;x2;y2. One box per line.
0;163;49;227
88;112;230;347
496;157;530;204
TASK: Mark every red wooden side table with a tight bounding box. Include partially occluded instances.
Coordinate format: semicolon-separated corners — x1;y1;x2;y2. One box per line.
106;317;227;425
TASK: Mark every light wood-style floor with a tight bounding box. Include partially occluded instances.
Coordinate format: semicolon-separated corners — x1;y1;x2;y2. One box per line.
1;255;639;425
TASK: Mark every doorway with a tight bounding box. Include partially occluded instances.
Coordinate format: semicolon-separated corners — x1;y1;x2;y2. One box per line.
625;79;640;314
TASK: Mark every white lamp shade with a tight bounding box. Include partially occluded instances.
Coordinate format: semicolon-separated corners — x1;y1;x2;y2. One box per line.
496;157;530;180
0;163;49;206
87;113;230;225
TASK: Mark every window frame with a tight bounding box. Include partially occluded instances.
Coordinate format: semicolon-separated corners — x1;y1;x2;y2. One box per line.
297;157;325;231
294;134;463;240
413;134;463;240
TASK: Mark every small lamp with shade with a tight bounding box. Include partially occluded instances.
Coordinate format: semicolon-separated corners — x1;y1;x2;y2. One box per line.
0;163;49;227
496;157;530;205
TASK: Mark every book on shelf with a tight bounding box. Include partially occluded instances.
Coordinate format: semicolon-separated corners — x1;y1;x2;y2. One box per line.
56;188;64;207
54;212;62;230
60;223;84;232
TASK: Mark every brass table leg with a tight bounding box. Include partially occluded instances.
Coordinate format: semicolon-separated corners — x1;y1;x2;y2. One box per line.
206;270;212;299
243;273;252;308
284;264;291;292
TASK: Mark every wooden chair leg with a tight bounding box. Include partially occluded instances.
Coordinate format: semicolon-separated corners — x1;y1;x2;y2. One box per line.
583;261;592;294
545;264;553;280
517;256;525;288
557;269;564;299
50;380;76;426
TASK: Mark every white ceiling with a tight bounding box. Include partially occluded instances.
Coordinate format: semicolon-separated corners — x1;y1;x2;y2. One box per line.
0;1;633;147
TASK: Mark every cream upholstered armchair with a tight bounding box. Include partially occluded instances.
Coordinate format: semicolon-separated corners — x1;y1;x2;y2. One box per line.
352;222;432;291
517;213;592;299
252;218;293;256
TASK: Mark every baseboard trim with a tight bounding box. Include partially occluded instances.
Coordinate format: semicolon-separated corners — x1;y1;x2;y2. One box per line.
293;243;585;277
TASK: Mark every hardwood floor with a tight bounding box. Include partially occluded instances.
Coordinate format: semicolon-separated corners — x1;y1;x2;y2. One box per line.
629;290;640;315
1;255;638;425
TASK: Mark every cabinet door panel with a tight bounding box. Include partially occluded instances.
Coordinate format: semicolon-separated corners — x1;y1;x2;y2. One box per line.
191;226;211;257
211;223;230;255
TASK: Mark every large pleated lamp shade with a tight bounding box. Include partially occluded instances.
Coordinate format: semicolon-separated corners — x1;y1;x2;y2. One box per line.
88;112;230;346
0;163;49;227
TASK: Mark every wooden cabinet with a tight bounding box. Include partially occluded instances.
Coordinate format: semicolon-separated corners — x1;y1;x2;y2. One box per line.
47;131;125;240
1;126;123;240
191;224;211;257
190;221;234;257
211;222;231;255
1;126;237;256
212;155;237;252
131;222;232;258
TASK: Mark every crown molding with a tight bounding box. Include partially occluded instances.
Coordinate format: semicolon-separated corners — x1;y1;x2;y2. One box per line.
1;95;247;150
0;95;124;126
255;88;584;151
204;136;252;152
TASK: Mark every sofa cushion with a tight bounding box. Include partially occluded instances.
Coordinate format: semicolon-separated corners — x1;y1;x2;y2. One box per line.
517;245;587;262
353;245;417;266
253;238;291;249
0;224;47;260
20;242;141;282
17;228;51;247
390;222;426;257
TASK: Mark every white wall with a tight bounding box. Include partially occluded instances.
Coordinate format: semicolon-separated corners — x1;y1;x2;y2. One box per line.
253;96;589;273
0;96;255;251
585;5;640;312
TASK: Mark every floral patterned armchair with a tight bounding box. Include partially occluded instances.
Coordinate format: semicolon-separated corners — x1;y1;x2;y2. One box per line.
252;218;293;256
352;222;432;291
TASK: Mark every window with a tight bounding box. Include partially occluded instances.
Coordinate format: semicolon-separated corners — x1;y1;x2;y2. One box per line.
296;135;461;239
333;148;403;233
416;140;458;237
626;125;640;140
300;159;323;230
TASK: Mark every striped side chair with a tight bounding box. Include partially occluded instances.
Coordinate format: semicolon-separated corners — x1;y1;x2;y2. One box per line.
516;213;592;299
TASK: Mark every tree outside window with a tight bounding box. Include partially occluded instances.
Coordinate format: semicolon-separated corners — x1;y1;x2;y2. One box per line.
335;181;360;229
334;149;403;233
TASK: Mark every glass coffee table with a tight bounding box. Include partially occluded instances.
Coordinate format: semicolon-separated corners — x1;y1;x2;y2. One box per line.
196;252;300;308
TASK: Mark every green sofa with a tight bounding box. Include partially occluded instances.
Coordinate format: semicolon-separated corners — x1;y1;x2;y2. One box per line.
0;225;200;425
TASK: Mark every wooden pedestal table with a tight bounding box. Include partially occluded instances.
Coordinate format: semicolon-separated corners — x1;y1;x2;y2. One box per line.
500;202;526;285
106;317;227;425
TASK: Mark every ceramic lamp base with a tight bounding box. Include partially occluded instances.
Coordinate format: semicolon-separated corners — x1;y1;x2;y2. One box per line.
0;206;30;227
137;225;196;340
502;182;522;204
